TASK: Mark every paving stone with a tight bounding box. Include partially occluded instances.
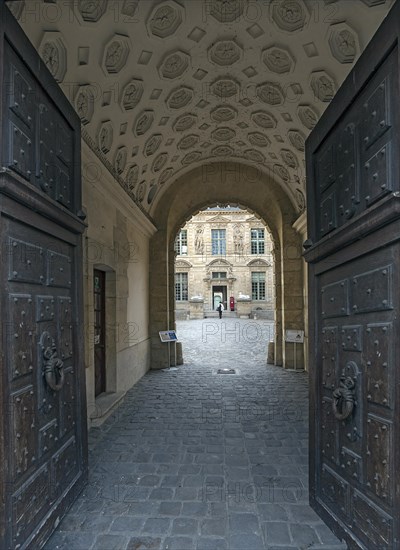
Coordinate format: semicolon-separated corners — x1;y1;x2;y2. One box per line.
43;319;346;550
94;533;129;549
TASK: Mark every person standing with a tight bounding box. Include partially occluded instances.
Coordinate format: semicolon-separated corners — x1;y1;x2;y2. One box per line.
217;301;224;319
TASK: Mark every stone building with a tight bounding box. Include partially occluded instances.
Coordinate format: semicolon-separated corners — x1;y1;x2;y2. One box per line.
174;208;275;318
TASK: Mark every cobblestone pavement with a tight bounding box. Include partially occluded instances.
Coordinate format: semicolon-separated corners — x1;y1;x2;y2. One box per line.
44;319;347;550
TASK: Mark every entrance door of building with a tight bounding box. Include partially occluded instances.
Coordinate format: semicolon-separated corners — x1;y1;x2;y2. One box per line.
0;6;87;548
305;3;400;548
94;270;106;397
213;286;227;310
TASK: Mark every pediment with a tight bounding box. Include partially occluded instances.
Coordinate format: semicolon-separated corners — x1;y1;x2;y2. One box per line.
208;214;231;224
247;259;272;267
176;260;192;269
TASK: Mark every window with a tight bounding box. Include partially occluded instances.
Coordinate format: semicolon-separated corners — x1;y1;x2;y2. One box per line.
252;272;266;300
251;228;265;255
211;229;226;255
175;230;187;255
212;272;227;279
175;272;188;301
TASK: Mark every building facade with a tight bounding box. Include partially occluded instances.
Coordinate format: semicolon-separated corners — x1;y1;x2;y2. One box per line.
175;208;274;317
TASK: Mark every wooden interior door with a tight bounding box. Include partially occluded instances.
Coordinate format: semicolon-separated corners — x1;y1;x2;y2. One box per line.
0;5;87;548
94;270;106;397
305;3;400;548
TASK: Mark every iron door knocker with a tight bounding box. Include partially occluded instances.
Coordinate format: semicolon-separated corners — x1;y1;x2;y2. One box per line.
42;337;64;391
332;376;355;420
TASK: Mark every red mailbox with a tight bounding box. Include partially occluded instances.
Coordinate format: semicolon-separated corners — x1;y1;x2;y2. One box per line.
230;296;235;311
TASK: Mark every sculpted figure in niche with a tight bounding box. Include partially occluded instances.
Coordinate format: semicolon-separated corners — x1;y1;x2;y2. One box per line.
234;225;244;255
195;226;204;255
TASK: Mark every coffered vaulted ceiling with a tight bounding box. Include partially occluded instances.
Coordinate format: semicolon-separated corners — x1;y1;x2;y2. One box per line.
8;0;393;216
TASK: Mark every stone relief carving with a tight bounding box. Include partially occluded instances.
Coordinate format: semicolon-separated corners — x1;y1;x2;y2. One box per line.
288;129;306;151
78;0;107;22
121;78;143;111
182;151;202;164
297;104;319;129
159;167;173;185
295;188;306;212
173;113;198;132
256;82;284;105
147;1;184;38
122;0;139;18
134;110;154;136
274;164;290;182
159;50;190;79
177;134;200;150
251;111;278;129
126;164;139;190
97;120;113;154
39;32;67;83
208;39;243;66
271;0;309;33
212;145;234;156
195;226;204;254
144;134;163;157
262;46;294;74
166;86;194;109
114;146;127;175
328;23;359;64
211;78;239;98
136;181;146;202
210;105;238;122
103;35;130;74
209;0;245;22
147;184;158;205
281;148;299;168
243;149;265;163
310;70;336;102
75;85;95;125
212;127;236;141
248;132;271;148
152;153;168;173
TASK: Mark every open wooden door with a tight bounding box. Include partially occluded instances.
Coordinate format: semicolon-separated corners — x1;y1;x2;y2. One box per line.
0;4;88;548
305;3;400;548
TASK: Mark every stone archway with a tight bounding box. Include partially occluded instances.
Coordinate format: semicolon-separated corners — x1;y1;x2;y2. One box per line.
150;161;304;371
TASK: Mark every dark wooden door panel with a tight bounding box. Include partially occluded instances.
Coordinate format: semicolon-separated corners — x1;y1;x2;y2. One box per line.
0;5;87;549
94;270;106;397
305;3;400;548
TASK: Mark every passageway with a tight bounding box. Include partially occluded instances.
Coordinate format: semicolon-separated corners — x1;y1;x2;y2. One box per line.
44;319;345;550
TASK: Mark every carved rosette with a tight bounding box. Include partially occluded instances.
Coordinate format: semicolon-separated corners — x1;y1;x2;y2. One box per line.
182;151;202;165
159;50;190;79
173;113;198;132
97;120;114;154
147;1;184;38
256;82;284;105
212;145;234;157
211;78;239;99
102;34;130;74
295;188;306;212
114;146;128;175
166;86;194;109
288;129;306;151
251;111;277;129
310;70;336;102
212;127;236;142
159;167;173;185
39;32;67;83
177;134;200;150
209;0;245;22
121;78;143;111
211;105;238;122
75;85;95;125
271;0;309;33
152;153;168;173
280;148;299;168
298;104;319;129
144;134;163;157
136;181;146;202
208;39;243;66
248;132;271;148
126;164;139;190
77;0;107;22
328;23;359;64
274;164;290;182
134;110;154;137
262;46;294;74
243;149;265;163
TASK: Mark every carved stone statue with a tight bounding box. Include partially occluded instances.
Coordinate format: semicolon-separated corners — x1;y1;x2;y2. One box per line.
233;225;244;255
195;226;204;255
